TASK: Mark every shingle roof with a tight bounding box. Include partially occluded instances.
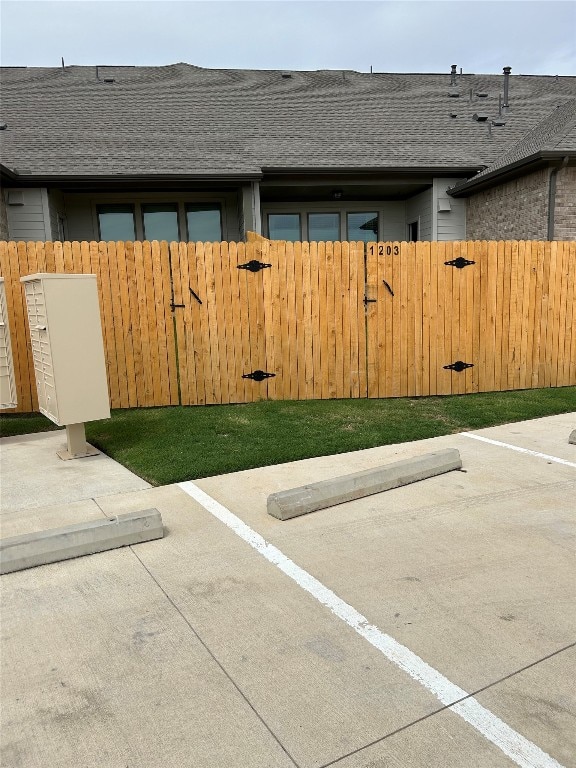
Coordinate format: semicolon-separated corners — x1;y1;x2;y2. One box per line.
1;64;576;179
450;97;576;192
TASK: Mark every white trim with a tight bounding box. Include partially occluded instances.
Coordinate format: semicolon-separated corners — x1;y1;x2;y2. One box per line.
177;480;565;768
461;433;576;468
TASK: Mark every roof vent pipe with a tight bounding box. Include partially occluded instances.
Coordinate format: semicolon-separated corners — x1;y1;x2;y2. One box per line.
450;64;457;86
503;66;512;109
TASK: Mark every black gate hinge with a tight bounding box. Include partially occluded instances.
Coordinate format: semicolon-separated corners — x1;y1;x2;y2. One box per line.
444;360;474;372
242;370;276;382
363;296;377;306
445;257;475;269
170;301;185;310
238;260;272;273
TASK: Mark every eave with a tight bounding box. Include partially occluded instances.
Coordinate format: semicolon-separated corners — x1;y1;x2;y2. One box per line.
448;151;576;197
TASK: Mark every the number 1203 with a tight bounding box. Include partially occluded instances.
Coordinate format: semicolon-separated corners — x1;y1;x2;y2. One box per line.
368;244;400;256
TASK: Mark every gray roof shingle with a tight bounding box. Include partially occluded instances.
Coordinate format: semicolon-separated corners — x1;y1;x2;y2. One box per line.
451;97;576;192
1;64;576;179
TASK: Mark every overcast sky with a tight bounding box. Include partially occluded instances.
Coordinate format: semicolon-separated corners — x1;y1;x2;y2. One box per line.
1;1;575;75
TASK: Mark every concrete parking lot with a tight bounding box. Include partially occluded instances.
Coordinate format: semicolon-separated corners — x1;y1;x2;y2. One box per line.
1;413;575;767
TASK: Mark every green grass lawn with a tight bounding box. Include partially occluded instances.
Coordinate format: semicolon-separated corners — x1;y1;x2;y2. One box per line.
1;387;575;485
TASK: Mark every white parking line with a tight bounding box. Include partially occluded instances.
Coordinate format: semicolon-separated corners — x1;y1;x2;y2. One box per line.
178;480;565;768
461;433;576;468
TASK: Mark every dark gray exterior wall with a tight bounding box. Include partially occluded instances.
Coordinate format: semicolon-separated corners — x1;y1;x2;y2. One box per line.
0;190;8;240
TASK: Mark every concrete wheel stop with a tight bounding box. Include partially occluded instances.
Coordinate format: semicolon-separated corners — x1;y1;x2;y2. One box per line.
0;508;164;575
267;448;462;520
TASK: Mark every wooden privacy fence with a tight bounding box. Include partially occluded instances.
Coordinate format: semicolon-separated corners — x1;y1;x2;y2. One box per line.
1;239;574;414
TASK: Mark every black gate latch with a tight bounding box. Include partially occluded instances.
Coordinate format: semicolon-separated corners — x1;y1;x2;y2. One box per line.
445;257;475;269
363;296;377;306
444;360;474;372
242;370;276;382
238;260;272;273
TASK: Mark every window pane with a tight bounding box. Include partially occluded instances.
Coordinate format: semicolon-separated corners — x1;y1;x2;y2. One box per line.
268;213;301;242
186;205;222;242
347;212;378;242
308;213;340;241
97;204;135;241
142;204;179;241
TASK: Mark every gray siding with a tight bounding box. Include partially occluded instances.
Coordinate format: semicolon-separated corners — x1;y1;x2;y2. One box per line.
433;178;467;241
5;188;51;241
405;188;432;240
381;202;406;240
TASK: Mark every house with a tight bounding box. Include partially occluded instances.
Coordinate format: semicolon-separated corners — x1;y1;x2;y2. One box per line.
1;63;575;243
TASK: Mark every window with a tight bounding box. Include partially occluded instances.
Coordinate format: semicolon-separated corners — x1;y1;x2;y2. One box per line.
308;213;340;242
408;221;419;242
97;204;136;241
268;213;301;242
347;212;378;242
142;203;179;241
186;204;222;242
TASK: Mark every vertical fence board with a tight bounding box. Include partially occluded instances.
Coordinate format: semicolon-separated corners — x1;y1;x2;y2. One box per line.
347;242;361;398
171;242;189;404
333;243;345;400
292;242;306;400
414;242;425;396
285;241;299;401
365;243;378;398
211;242;230;404
435;242;451;395
562;243;576;386
223;241;241;404
192;243;211;405
420;242;431;397
266;241;281;400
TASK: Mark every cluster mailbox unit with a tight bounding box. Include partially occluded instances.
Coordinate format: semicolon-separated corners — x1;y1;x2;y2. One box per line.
21;273;110;459
0;277;18;410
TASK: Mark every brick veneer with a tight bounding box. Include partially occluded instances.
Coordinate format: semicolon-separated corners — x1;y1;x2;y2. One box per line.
465;166;576;241
465;168;549;240
553;166;576;240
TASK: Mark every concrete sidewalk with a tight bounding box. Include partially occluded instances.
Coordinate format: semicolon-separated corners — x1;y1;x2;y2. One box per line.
1;414;575;768
0;429;150;541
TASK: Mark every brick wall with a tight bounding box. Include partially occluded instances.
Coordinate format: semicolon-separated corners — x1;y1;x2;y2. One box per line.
0;190;8;240
466;168;549;240
553;166;576;241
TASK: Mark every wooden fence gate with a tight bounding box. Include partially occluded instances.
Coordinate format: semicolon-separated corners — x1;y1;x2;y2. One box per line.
1;239;574;413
